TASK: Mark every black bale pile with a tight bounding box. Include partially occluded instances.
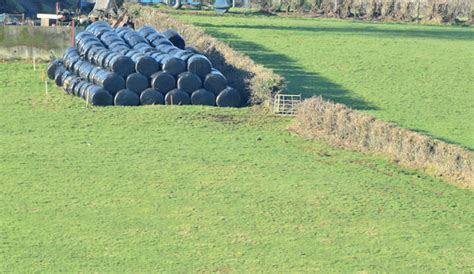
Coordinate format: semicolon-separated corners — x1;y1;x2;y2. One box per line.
47;21;242;107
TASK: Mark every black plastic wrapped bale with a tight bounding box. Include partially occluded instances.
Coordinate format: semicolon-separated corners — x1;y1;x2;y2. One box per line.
94;70;125;95
108;55;135;77
204;70;227;95
216;87;241;108
60;71;74;88
126;73;149;95
114;89;140;106
95;51;111;68
150;71;176;95
85;85;114;106
138;26;157;39
177;72;202;94
124;32;147;47
140;88;165;105
73;81;86;97
79;82;94;99
128;53;159;77
191;89;216;106
47;59;64;80
54;67;68;87
78;62;95;80
63;76;79;95
165;89;190;105
146;32;166;42
72;59;85;75
65;56;81;71
162;57;186;76
150;38;173;48
187;55;212;79
163;30;185;49
88;66;101;83
86;46;101;62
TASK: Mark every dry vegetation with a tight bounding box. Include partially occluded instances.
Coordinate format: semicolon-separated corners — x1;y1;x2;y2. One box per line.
132;6;285;105
264;0;472;23
292;97;474;188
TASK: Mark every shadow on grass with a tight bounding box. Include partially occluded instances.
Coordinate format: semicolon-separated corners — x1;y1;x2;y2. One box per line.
196;22;474;41
203;28;377;110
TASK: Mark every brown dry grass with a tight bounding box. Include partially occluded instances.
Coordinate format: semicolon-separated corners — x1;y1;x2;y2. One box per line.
292;97;474;189
130;6;285;106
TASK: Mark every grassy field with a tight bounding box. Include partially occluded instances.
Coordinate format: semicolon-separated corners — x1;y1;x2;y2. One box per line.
1;63;473;272
173;13;474;149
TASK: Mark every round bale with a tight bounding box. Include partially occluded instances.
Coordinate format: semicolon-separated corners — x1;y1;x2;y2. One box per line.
114;89;140;106
187;55;212;79
163;29;185;49
47;59;64;80
150;71;176;95
177;71;202;94
165;89;190;105
204;71;227;95
216;87;241;108
140;88;165;105
162;57;186;76
191;89;216;106
126;73;149;95
86;85;114;106
95;70;125;96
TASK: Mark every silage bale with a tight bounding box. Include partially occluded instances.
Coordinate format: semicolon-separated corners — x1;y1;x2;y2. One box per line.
88;66;101;83
177;71;202;94
150;38;174;48
126;72;149;95
165;89;190;105
79;82;94;99
78;62;95;80
137;25;157;38
63;75;79;95
204;70;227;95
96;50;113;68
94;70;125;95
114;89;140;106
108;55;135;77
140;88;165;105
60;70;74;88
47;59;64;80
54;67;69;87
146;32;167;42
162;56;186;76
73;81;86;97
187;55;212;79
85;85;114;106
163;29;186;49
216;87;241;108
150;71;176;94
191;89;216;106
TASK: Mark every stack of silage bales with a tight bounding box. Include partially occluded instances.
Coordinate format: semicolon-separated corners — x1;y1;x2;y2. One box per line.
47;21;241;107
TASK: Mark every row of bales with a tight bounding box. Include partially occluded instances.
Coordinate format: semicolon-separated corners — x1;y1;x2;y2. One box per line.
47;21;242;107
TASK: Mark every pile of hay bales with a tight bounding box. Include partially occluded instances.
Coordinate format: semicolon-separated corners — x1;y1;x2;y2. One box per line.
47;21;241;107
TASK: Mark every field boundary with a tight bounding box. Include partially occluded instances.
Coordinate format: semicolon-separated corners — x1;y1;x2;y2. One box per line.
291;97;474;189
132;7;472;188
131;6;286;106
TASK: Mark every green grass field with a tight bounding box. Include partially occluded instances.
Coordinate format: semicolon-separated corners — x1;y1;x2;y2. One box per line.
173;14;474;149
1;63;473;272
